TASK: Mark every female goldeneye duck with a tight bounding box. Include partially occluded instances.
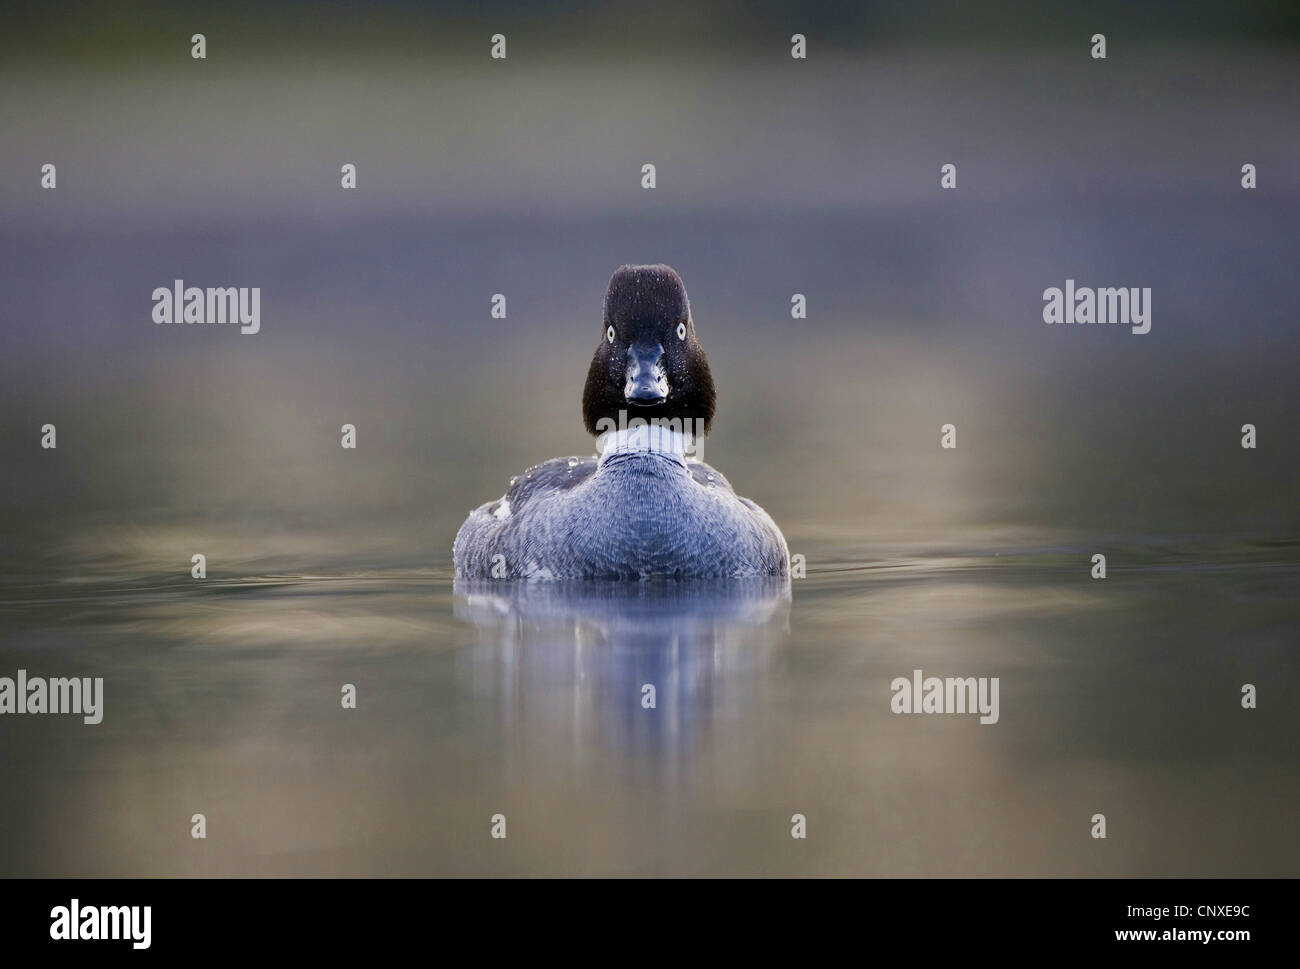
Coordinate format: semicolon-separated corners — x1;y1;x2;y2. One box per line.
453;264;789;580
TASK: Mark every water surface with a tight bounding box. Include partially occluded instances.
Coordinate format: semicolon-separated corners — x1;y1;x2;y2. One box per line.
1;535;1294;875
1;37;1296;877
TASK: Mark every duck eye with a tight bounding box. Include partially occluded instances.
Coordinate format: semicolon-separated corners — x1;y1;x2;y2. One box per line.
676;322;687;341
606;325;615;344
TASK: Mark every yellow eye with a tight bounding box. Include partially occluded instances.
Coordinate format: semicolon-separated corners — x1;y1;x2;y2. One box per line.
606;325;615;344
676;322;687;340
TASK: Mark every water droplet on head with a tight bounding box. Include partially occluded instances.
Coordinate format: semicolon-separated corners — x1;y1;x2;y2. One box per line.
567;457;579;467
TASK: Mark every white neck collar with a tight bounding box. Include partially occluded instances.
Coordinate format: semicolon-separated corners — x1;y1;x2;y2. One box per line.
597;425;698;466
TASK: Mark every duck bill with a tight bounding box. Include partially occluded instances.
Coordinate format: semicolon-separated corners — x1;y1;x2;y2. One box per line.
624;343;668;404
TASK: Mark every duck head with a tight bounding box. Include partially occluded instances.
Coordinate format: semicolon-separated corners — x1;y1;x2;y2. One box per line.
582;264;717;436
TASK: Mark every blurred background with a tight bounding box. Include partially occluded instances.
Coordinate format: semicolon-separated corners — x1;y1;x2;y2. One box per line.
0;1;1296;875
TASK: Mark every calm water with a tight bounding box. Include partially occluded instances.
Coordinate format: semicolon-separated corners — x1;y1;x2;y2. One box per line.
1;46;1297;876
0;537;1295;875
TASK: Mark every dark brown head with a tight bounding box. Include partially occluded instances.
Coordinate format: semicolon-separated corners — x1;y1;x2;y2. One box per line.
582;264;716;436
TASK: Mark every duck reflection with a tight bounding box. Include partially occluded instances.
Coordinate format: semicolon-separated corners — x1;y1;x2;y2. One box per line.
453;579;791;771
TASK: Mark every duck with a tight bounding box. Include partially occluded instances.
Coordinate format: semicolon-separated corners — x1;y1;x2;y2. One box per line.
453;264;789;580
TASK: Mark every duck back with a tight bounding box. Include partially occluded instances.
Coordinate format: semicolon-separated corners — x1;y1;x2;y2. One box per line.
454;451;788;580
